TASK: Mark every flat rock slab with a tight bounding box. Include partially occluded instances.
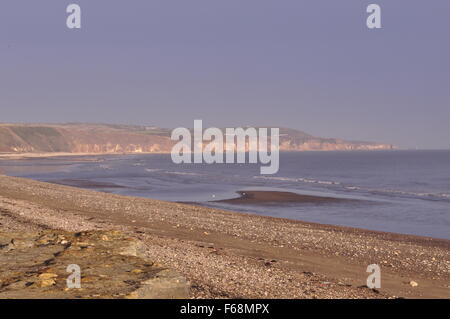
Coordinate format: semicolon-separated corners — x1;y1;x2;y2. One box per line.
0;230;189;299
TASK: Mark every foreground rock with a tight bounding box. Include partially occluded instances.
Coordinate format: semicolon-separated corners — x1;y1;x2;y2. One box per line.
0;230;189;299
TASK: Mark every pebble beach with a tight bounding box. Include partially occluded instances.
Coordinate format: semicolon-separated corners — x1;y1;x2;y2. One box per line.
0;175;449;298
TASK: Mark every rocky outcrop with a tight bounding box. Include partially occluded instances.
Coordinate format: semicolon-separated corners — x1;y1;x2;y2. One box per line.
0;123;394;154
0;230;189;299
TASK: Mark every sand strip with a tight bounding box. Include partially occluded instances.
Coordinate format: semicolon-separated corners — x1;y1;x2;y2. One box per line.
216;190;353;205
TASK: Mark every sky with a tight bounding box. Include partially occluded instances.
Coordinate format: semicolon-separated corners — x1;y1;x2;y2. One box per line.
0;0;449;149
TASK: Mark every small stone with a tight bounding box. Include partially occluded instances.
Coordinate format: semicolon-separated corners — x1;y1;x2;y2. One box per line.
76;242;90;246
81;276;97;283
38;273;58;280
409;281;419;287
39;279;56;287
131;269;143;274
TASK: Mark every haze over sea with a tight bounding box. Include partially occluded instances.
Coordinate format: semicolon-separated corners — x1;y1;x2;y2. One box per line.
1;150;449;239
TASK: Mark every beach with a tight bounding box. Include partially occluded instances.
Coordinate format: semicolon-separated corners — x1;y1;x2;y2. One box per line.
2;0;449;303
0;174;448;299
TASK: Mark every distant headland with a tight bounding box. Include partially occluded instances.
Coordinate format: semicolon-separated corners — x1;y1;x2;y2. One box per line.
0;123;394;155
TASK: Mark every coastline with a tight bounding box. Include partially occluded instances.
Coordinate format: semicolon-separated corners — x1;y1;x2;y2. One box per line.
0;174;448;298
0;151;171;160
0;148;407;160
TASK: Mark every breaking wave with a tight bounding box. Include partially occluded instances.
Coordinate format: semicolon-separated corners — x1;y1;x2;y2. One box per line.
254;176;341;185
254;176;450;201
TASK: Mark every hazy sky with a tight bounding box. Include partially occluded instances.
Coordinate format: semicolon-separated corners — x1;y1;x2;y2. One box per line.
1;1;449;149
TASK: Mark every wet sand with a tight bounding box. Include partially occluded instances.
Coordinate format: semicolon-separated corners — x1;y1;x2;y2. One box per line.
217;190;352;205
0;175;449;299
47;179;126;189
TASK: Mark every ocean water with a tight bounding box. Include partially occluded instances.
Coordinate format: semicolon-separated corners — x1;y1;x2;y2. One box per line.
1;150;449;239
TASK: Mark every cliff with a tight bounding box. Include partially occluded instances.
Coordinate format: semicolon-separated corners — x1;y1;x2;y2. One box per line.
0;123;394;154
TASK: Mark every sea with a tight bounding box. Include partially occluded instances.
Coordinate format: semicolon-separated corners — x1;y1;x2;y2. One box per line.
1;150;449;239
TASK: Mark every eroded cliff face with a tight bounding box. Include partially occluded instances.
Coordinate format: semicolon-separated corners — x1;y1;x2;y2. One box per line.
0;124;394;154
279;139;393;151
0;124;173;154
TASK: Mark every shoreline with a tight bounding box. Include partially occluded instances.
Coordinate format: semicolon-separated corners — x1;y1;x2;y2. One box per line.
5;176;442;240
0;175;449;298
4;149;444;161
7;175;447;243
0;151;171;160
192;200;450;245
